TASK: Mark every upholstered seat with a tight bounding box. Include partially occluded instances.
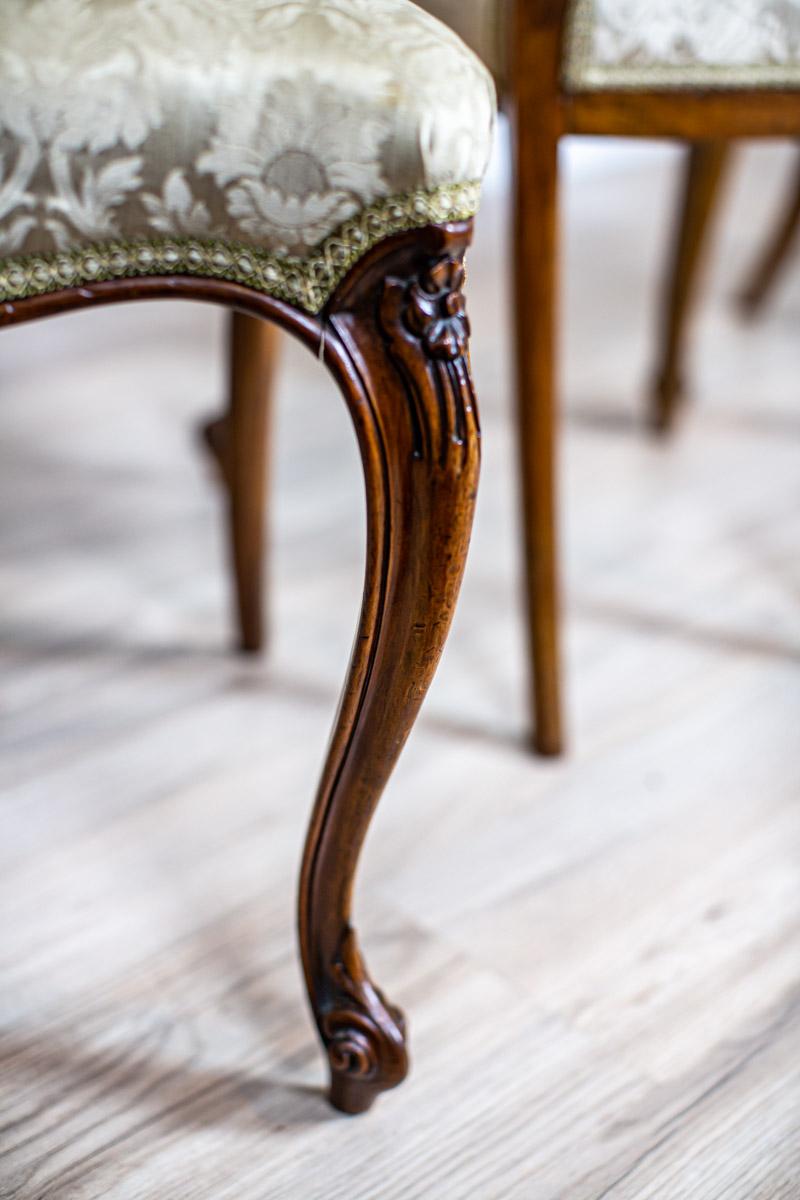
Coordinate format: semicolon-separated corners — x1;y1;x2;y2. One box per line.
419;0;800;93
0;0;495;313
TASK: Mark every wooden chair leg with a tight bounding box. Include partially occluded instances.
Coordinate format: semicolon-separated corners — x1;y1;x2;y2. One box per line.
651;140;731;434
299;224;481;1114
739;152;800;315
512;110;563;756
201;312;279;652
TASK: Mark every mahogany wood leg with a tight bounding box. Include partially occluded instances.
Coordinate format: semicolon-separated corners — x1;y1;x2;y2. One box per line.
201;312;279;651
651;140;731;434
739;151;800;315
511;106;563;756
299;224;481;1114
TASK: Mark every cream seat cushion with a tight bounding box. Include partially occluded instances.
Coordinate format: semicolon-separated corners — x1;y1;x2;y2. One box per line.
0;0;495;313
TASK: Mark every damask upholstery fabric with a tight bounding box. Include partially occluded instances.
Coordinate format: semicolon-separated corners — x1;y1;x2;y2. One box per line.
566;0;800;90
0;0;495;313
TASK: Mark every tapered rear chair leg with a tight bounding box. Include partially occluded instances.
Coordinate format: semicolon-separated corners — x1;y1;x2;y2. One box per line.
299;224;481;1114
202;312;279;651
651;141;731;434
739;151;800;315
512;105;563;756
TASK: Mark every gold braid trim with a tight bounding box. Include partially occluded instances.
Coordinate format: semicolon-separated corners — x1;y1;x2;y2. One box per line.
0;181;481;315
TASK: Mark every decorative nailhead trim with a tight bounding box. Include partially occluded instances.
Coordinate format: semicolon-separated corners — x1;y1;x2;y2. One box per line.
0;181;481;315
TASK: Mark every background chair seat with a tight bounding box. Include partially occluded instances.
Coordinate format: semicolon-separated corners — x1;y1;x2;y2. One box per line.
420;0;800;94
567;0;800;90
0;0;494;313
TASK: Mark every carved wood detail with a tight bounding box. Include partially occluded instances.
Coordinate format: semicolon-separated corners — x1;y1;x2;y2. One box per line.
320;926;408;1098
299;223;480;1113
378;256;479;469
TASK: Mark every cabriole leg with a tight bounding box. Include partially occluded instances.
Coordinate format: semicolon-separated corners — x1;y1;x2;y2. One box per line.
299;225;481;1114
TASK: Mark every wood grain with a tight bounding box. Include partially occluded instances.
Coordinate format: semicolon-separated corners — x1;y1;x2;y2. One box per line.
564;90;800;139
508;0;570;756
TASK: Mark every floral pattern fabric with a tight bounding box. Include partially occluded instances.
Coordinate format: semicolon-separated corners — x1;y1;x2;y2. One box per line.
566;0;800;89
0;0;495;311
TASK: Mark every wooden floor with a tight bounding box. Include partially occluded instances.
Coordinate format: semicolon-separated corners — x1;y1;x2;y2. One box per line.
1;134;799;1198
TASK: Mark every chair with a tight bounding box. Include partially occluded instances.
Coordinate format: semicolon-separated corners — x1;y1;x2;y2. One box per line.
427;1;800;756
206;0;800;757
0;0;495;1113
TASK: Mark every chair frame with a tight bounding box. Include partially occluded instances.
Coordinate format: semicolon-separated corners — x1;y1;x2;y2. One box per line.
1;221;482;1114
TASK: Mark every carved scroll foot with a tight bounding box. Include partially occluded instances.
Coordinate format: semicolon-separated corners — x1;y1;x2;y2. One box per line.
322;927;408;1114
298;224;480;1114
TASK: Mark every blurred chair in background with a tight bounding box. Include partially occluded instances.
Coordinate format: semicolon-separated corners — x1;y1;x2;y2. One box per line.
652;139;800;436
207;0;800;757
0;0;495;1114
739;145;800;313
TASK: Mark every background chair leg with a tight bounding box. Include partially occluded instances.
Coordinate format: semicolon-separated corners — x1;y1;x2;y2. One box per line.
739;151;800;315
651;140;731;434
299;225;481;1114
201;313;278;652
512;111;563;756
